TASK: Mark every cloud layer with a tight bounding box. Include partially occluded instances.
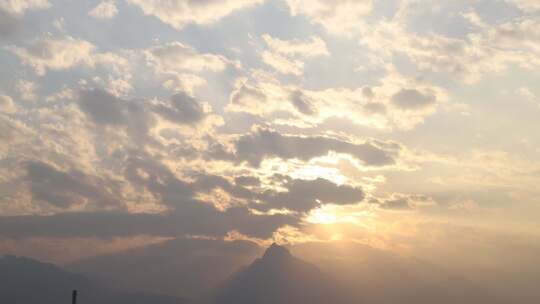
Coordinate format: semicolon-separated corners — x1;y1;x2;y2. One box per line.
0;2;539;286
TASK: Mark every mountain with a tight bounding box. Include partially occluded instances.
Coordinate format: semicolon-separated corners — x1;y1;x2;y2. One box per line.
203;243;356;304
291;242;509;304
0;255;189;304
69;238;260;299
0;255;91;304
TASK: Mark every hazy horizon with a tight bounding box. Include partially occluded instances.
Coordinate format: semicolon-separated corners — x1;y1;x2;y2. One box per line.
1;0;539;303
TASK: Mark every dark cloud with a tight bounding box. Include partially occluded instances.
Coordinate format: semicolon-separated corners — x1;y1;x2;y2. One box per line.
188;173;363;213
362;86;374;99
256;177;365;212
7;157;296;240
0;156;366;238
78;89;207;144
79;89;128;125
205;141;237;162
0;9;20;39
78;89;156;139
0;205;296;239
190;173;254;200
154;92;206;125
380;197;411;210
233;128;399;167
26;161;121;208
229;83;267;108
124;156;195;207
391;89;437;110
234;175;260;187
0;155;298;239
290;90;317;115
124;157;253;207
377;194;435;210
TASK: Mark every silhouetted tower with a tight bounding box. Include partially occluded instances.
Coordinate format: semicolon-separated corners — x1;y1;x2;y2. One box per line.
72;290;77;304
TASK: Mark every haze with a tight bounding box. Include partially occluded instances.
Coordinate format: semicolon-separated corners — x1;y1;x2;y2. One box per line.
0;0;539;303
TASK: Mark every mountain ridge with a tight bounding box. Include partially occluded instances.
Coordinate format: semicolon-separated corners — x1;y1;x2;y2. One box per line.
203;243;356;304
0;254;189;304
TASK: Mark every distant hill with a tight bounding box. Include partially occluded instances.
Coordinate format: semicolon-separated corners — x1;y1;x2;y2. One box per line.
0;255;189;304
3;241;511;304
203;243;356;304
69;238;260;299
291;242;509;304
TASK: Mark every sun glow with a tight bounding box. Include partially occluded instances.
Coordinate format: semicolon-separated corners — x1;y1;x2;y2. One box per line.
307;210;339;224
306;204;365;225
257;155;350;185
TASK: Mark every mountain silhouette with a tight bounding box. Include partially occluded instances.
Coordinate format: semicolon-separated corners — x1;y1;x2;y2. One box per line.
69;238;260;299
203;243;356;304
0;255;189;304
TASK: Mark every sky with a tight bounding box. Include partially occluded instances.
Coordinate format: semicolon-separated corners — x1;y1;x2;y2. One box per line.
0;0;539;299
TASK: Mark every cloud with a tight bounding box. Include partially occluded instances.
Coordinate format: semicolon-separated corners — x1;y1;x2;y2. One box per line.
0;0;50;15
516;87;536;102
7;37;226;95
232;128;400;167
379;197;410;210
289;90;317;116
0;8;20;39
127;0;263;29
227;79;271;115
7;35;94;75
226;73;445;130
234;175;260;187
360;22;484;83
260;34;329;75
153;92;207;125
79;88;140;126
26;161;122;208
448;199;480;212
285;0;372;34
0;4;538;301
391;88;437;110
257;177;365;212
188;172;365;213
0;150;301;239
0;94;15;113
145;42;229;73
0;157;299;239
191;174;253;199
376;194;437;210
5;35;133;77
0;206;297;239
358;8;540;84
162;73;206;94
55;41;229;96
75;87;223;162
1;150;366;237
88;0;118;19
262;34;329;57
77;89;218;148
261;51;304;75
15;79;37;101
141;42;232;91
507;0;540;11
77;88;157;145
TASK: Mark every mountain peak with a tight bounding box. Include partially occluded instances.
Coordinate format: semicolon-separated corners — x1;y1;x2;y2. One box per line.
262;243;292;261
207;242;354;304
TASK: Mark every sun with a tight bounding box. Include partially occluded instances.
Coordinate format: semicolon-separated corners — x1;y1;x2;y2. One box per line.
307;209;339;224
305;204;362;225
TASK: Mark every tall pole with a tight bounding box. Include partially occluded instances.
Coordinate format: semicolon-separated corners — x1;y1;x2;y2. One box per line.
72;290;77;304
